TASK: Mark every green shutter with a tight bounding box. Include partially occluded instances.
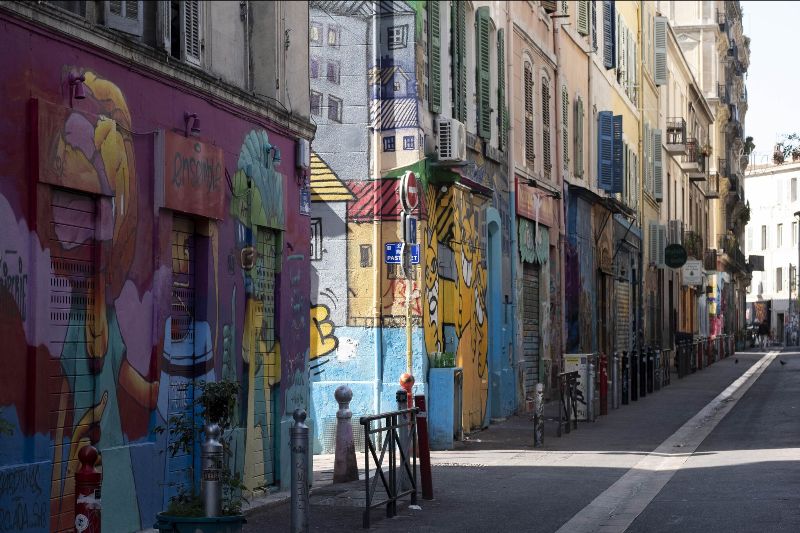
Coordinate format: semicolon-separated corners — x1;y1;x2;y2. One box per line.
428;0;441;113
524;64;534;165
452;1;467;122
497;28;506;150
577;1;589;35
476;7;491;140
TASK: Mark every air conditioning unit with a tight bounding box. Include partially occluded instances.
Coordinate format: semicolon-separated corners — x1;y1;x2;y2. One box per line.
296;138;310;170
436;117;467;163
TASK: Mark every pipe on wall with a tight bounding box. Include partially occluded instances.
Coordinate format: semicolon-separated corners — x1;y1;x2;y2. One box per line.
371;0;383;415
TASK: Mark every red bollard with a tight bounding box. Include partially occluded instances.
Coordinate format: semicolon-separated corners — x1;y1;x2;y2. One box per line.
599;353;608;416
414;394;434;500
75;444;101;533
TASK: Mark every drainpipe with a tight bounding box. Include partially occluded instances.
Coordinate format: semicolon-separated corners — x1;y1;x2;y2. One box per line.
372;1;383;415
505;0;520;411
553;10;567;370
638;2;646;353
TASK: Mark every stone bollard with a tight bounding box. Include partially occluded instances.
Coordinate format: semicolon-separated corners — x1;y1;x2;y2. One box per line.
291;409;310;533
533;382;544;447
333;385;359;483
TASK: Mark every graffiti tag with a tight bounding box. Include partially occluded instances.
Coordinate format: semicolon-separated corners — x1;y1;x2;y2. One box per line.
0;250;27;320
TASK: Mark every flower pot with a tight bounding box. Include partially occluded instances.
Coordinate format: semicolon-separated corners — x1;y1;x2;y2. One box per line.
154;512;246;533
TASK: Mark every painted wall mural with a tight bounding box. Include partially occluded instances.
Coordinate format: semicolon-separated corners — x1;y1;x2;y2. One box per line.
0;17;309;531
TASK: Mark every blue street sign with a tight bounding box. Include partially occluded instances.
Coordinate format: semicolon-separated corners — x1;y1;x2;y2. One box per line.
384;242;403;264
405;214;417;244
410;244;420;264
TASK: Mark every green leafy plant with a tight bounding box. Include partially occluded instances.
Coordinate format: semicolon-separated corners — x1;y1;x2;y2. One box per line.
153;379;246;516
0;409;14;437
429;352;456;368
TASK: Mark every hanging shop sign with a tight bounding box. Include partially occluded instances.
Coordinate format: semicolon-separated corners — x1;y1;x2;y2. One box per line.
164;130;225;220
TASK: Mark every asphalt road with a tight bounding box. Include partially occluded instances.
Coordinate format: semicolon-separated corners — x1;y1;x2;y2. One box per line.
244;349;800;532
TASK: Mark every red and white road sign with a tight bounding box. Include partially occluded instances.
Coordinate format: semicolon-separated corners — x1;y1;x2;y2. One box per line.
400;171;419;212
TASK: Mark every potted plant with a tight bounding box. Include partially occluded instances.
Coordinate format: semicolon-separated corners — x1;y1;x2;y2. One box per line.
153;380;247;533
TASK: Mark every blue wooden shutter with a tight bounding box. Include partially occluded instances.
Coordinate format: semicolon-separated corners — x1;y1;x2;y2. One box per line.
612;114;623;193
598;111;613;191
603;0;615;70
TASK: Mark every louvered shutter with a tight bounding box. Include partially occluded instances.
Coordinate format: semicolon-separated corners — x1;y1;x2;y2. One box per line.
603;0;615;70
653;128;663;200
632;152;639;208
498;29;507;150
574;96;584;178
654;16;667;86
105;0;143;36
598;111;613;191
658;225;667;266
612;114;623;194
644;123;651;193
578;1;589;35
183;0;201;66
591;0;597;50
525;65;535;165
649;222;658;265
618;15;626;84
542;78;551;178
452;1;467;122
428;0;441;113
562;85;569;173
477;7;492;140
561;1;569;15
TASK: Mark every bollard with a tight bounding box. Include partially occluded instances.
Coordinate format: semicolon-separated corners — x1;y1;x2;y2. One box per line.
396;390;411;491
414;394;434;500
291;409;310;533
533;382;544;447
333;386;359;483
611;353;619;409
646;348;654;394
631;350;639;401
201;423;223;517
588;358;596;421
75;444;101;533
621;351;629;405
599;353;608;416
640;349;647;398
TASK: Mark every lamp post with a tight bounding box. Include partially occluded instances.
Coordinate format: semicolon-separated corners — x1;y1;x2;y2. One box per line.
794;211;800;345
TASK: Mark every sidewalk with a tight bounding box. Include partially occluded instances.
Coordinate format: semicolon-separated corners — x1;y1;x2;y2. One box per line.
243;349;764;532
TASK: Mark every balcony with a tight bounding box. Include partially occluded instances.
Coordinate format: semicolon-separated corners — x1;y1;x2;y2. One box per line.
704;171;720;199
717;9;727;31
704;249;718;271
717;83;729;104
718;234;748;273
665;118;687;154
682;138;707;181
718;157;728;178
683;230;704;259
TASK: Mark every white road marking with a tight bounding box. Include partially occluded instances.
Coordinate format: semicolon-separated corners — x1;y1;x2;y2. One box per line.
555;351;779;533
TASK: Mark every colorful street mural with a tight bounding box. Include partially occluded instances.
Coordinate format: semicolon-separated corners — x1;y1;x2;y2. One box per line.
0;15;310;531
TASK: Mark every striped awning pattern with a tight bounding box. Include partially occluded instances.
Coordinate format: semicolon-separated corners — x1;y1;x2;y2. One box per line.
310;152;354;202
370;98;418;130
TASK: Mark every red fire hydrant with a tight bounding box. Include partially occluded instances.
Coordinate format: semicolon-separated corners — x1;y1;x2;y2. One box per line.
75;444;101;533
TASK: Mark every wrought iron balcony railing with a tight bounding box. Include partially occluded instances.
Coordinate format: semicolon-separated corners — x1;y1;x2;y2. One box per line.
683;230;704;259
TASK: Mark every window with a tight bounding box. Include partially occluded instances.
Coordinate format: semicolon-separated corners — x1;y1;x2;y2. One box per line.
326;61;340;84
310;219;322;261
562;86;569;172
762;225;767;250
311;91;322;116
778;223;784;247
327;25;340;47
383;136;395;152
793;178;797;202
403;136;415;150
777;267;783;292
310;57;319;79
574;96;584;178
170;0;201;65
105;0;143;35
524;63;535;166
542;77;551;178
794;221;798;246
388;25;409;49
327;95;342;122
360;245;373;267
310;22;322;45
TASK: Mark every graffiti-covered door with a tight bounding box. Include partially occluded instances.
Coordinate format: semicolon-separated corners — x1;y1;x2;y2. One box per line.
521;263;541;398
48;189;97;531
166;216;196;499
245;226;277;488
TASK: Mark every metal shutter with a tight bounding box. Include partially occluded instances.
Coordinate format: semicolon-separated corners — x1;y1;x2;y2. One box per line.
522;263;541;397
615;281;631;353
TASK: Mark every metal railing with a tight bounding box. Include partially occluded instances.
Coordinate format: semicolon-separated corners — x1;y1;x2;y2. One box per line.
557;371;579;437
359;405;419;528
683;230;704;258
666;117;687;145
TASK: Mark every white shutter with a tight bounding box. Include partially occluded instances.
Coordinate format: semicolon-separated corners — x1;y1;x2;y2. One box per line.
182;0;201;66
653;129;663;200
649;222;658;266
654;16;667;86
156;1;171;51
618;16;626;84
105;0;143;36
658;224;667;267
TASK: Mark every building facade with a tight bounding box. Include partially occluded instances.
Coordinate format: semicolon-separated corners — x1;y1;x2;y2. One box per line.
0;1;313;531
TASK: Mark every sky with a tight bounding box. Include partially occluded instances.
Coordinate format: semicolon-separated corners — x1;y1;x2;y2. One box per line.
740;1;800;166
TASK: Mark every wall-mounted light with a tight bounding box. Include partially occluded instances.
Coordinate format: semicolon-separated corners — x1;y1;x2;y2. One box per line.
69;73;86;107
273;147;281;163
184;112;200;137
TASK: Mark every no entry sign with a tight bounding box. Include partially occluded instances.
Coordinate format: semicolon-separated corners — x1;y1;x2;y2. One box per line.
400;171;419;212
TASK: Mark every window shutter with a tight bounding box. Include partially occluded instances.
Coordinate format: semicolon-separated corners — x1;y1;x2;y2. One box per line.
542;78;551;178
498;29;507;150
649;222;658;265
562;86;569;173
182;0;201;66
591;0;597;50
612;114;623;194
561;1;569;15
618;15;626;83
574;96;584;178
525;65;535;165
603;0;615;70
428;0;441;113
577;1;589;35
105;0;143;36
654;16;667;86
632;152;639;208
452;1;467;122
643;123;650;193
658;225;667;267
476;7;492;140
653;128;663;200
598;111;613;191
